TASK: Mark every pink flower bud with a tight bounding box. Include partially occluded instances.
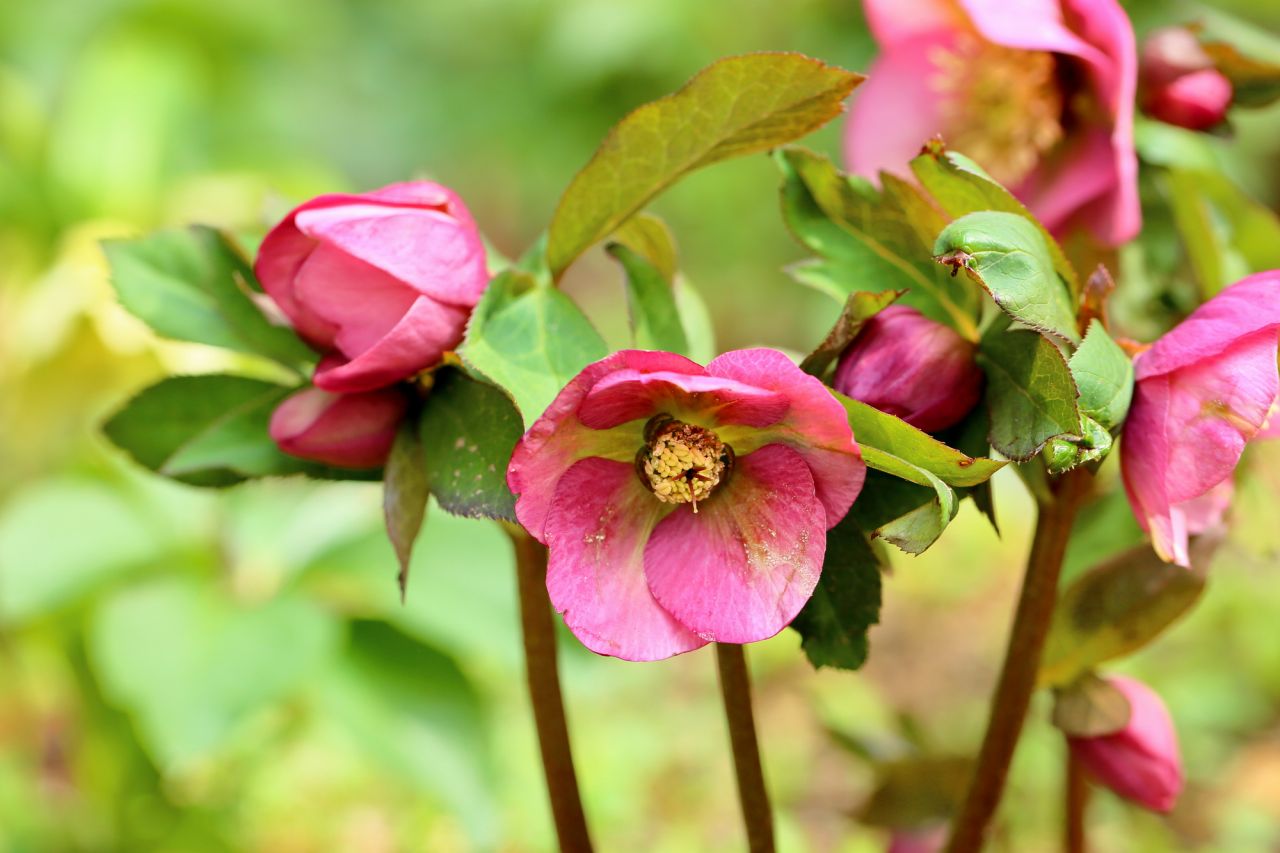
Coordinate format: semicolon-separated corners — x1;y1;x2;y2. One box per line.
833;306;983;433
1141;28;1233;130
255;182;489;394
270;386;407;469
1068;676;1183;813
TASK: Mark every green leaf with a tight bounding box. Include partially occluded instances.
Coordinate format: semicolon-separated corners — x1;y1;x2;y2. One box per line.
910;144;1078;294
978;318;1082;462
103;375;376;486
1051;674;1132;737
1069;320;1134;430
89;578;339;769
837;392;1005;488
860;756;973;828
610;212;678;282
799;289;903;379
1204;39;1280;107
460;270;608;422
103;226;313;369
383;421;429;600
790;512;882;670
606;242;691;355
777;146;980;337
848;469;955;555
1039;542;1210;688
1164;167;1280;298
934;211;1080;345
418;367;523;523
320;621;497;845
674;278;717;364
546;54;864;276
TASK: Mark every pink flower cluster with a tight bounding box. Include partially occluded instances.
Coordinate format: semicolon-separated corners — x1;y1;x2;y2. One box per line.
259;182;490;468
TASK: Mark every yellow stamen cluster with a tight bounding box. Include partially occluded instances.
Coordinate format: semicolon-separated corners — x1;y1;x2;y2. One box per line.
638;420;730;511
931;34;1065;187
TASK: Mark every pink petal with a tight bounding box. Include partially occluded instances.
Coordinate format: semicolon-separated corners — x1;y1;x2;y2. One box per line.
1015;128;1118;237
1060;0;1140;245
706;349;864;528
254;216;338;349
960;0;1103;61
1135;273;1280;380
643;444;826;644
292;242;420;357
295;201;489;307
269;386;407;469
576;369;790;430
508;350;706;541
1122;329;1279;566
862;0;963;44
844;34;955;182
313;294;471;393
543;457;707;661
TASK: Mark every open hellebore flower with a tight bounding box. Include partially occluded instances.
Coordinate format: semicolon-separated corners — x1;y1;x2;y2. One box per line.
1140;27;1233;131
846;0;1139;245
1067;676;1183;813
269;386;408;469
255;181;490;394
1121;273;1280;566
507;349;865;661
833;305;982;433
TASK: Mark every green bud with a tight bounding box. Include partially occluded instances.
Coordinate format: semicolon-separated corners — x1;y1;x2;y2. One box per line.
1044;438;1080;474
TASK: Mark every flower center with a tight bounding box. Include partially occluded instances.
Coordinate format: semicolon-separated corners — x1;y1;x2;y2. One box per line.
636;415;734;512
931;34;1065;187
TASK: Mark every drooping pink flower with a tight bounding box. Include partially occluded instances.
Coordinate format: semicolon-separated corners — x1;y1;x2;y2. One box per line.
1068;676;1183;813
507;349;865;661
255;181;489;394
833;305;982;433
845;0;1140;246
1140;27;1233;131
1121;273;1280;566
270;386;408;469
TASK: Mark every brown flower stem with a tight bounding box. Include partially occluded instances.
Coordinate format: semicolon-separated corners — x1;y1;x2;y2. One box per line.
716;642;776;853
1064;742;1089;853
505;524;594;853
944;468;1091;853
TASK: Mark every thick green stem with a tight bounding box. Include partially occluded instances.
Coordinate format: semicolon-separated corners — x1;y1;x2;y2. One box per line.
944;468;1091;853
1064;742;1089;853
716;642;776;853
506;526;594;853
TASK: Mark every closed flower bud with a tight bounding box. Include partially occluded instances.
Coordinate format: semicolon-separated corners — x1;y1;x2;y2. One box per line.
833;306;983;433
269;386;407;469
1141;27;1233;131
1068;676;1183;813
255;181;490;394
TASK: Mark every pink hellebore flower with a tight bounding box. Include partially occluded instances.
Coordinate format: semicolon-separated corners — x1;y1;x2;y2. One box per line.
269;386;407;469
1068;676;1183;813
507;349;866;661
255;181;490;394
833;305;983;433
1140;27;1233;131
846;0;1140;245
1121;273;1280;566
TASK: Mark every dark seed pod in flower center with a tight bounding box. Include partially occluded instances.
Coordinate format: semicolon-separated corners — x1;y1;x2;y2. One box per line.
635;416;734;511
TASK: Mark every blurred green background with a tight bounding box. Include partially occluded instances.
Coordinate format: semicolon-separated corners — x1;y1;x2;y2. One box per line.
4;1;1280;850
